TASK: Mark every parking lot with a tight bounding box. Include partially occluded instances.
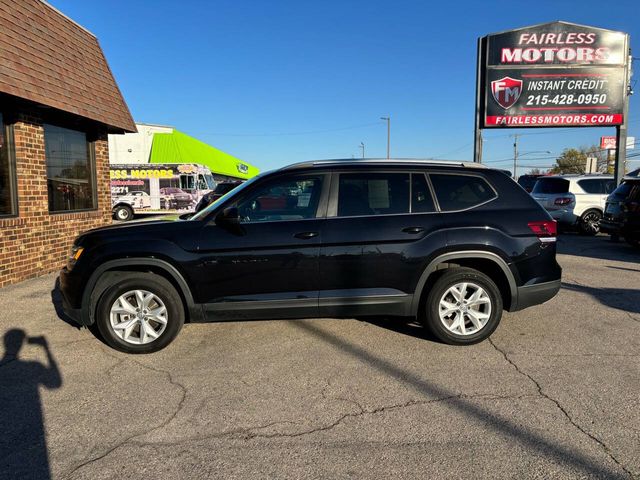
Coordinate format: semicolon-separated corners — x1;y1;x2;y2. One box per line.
0;234;638;479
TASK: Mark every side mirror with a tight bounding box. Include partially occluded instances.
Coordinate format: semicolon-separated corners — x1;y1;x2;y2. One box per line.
215;206;240;227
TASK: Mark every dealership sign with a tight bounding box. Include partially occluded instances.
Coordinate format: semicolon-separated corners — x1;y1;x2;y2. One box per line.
478;22;629;128
600;135;636;150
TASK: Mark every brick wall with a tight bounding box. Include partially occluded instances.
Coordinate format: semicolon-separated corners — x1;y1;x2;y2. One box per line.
0;109;112;287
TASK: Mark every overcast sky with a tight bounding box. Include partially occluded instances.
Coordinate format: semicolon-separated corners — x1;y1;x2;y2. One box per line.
51;0;640;172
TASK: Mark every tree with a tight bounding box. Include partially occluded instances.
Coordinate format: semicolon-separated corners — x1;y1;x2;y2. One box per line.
550;148;587;174
526;168;545;175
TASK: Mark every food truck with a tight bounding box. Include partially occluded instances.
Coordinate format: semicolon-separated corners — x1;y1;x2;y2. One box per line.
110;163;215;221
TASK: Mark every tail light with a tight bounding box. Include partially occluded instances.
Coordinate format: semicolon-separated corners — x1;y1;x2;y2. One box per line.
528;220;557;243
624;202;640;213
554;197;574;206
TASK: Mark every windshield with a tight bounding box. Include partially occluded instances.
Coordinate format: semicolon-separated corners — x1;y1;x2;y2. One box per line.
611;180;636;199
532;177;570;194
203;174;216;190
190;173;266;220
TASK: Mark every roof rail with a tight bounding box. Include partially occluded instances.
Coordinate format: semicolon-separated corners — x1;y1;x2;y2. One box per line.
280;158;487;171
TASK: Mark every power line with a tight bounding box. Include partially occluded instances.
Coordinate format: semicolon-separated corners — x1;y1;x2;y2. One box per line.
188;122;383;137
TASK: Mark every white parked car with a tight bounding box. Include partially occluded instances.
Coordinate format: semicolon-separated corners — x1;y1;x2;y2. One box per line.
531;175;616;235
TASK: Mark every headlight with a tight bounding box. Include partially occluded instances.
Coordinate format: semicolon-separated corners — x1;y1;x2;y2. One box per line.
67;245;84;270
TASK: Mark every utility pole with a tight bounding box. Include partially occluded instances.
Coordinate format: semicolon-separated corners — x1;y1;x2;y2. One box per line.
359;142;365;159
380;116;390;158
512;134;519;180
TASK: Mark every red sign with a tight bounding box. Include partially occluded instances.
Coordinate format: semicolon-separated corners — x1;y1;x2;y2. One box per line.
600;136;617;149
485;114;622;126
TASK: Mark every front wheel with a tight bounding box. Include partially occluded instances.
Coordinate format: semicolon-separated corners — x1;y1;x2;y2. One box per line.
113;205;133;222
579;209;602;236
95;273;185;353
424;268;503;345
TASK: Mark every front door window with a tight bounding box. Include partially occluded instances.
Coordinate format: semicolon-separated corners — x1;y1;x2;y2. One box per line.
234;175;324;223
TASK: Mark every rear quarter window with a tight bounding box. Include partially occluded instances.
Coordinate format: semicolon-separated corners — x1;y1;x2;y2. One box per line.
532;178;569;194
429;174;496;211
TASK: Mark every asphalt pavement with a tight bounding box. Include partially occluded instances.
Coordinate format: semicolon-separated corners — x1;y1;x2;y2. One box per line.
0;234;638;479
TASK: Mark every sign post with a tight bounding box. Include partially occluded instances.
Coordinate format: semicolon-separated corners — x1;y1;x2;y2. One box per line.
474;21;631;184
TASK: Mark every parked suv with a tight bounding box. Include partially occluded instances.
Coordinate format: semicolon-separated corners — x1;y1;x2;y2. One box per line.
531;174;616;235
601;176;640;246
59;159;561;353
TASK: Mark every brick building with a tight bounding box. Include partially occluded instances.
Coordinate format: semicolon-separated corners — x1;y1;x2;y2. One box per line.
0;0;136;287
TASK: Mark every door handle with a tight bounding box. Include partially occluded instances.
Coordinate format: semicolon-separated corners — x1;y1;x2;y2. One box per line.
294;231;319;239
402;226;425;234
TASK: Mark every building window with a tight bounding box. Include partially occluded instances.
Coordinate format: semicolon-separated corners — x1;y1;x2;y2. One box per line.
0;113;18;216
44;124;97;212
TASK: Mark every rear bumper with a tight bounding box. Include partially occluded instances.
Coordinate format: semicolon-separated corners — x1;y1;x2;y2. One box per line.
548;209;577;225
512;279;561;311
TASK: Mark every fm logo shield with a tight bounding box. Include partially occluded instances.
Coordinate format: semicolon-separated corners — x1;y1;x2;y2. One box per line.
491;76;522;109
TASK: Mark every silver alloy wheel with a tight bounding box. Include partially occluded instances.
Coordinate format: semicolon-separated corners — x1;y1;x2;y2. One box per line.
582;211;601;234
109;290;168;345
438;282;492;336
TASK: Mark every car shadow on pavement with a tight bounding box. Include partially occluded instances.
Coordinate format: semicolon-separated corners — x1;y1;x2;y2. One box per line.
0;330;62;480
557;234;638;263
289;320;625;479
360;316;439;342
50;277;81;330
562;282;640;315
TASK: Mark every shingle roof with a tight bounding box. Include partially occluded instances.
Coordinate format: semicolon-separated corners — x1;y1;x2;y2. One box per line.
0;0;136;132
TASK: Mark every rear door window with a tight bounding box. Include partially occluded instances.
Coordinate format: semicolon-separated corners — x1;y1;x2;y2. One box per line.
337;172;410;217
532;178;570;194
429;174;496;211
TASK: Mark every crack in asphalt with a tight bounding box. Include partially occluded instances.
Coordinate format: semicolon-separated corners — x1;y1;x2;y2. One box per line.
488;338;634;479
64;350;188;479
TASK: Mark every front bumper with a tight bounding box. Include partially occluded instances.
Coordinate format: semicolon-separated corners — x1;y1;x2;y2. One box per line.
58;267;85;325
599;219;622;235
512;279;561;311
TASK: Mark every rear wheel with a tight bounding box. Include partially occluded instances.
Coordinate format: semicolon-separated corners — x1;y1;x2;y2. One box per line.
95;273;184;353
424;268;503;345
579;209;601;235
113;205;134;222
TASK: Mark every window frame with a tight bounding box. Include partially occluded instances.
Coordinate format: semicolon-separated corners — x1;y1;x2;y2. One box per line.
225;172;331;225
427;171;499;213
44;123;98;214
0;113;19;218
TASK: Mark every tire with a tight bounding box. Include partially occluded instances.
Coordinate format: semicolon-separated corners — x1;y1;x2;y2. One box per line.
95;272;185;353
423;267;503;346
579;209;602;236
113;205;133;222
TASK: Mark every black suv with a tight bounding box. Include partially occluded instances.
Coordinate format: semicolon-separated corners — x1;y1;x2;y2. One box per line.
601;176;640;247
59;159;562;353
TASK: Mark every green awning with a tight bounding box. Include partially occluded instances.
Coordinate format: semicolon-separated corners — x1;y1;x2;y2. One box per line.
149;129;259;179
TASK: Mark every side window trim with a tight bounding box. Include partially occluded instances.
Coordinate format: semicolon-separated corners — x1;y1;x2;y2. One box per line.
427;171;498;213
